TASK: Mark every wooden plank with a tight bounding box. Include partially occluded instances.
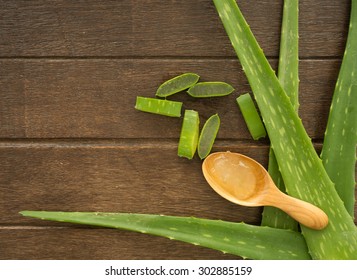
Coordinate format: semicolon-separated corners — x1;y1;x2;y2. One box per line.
0;59;339;139
0;227;240;260
0;0;355;262
0;0;349;57
0;143;265;225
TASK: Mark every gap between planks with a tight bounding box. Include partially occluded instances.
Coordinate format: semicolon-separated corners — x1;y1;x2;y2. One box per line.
0;225;72;230
0;138;323;149
0;138;269;149
0;225;117;231
0;56;343;61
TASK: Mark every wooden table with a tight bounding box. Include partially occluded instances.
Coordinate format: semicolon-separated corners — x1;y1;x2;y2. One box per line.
0;0;356;259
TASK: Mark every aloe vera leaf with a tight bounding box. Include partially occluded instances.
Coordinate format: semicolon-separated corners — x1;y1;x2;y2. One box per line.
262;150;299;230
156;73;200;97
277;0;300;112
213;0;357;259
178;110;200;159
261;0;299;231
20;211;311;260
135;96;182;117
236;93;267;140
198;114;220;159
320;0;357;218
187;82;235;98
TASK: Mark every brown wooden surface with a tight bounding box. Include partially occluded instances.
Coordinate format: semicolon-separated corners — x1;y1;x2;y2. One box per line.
0;0;356;260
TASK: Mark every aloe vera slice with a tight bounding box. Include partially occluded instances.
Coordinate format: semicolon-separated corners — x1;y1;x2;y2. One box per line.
214;0;357;259
320;0;357;218
135;96;182;117
198;114;220;159
178;110;200;159
187;82;234;98
20;211;311;260
236;93;266;140
156;73;200;97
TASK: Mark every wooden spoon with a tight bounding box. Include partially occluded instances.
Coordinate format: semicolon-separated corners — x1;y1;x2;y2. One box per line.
202;151;328;230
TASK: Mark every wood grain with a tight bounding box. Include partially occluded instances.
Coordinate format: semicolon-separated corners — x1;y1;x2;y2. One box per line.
0;0;350;57
0;227;241;260
0;142;265;225
0;0;355;260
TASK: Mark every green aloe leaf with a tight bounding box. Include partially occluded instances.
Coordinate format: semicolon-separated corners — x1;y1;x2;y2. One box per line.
320;0;357;218
261;0;299;231
20;211;310;260
213;0;357;259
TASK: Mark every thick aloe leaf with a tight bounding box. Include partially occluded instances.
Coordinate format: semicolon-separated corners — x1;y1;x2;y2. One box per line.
261;0;299;231
20;211;310;260
320;0;357;218
213;0;357;259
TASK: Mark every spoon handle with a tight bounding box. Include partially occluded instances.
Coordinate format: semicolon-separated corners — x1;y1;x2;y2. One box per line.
272;192;329;230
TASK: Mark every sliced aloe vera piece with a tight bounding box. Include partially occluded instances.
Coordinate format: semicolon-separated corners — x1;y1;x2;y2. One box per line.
156;73;200;97
236;93;267;140
198;114;220;159
178;110;200;159
187;82;234;98
135;96;182;117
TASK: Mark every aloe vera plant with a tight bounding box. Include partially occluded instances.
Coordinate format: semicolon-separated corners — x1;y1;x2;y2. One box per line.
213;0;357;259
261;0;299;231
20;211;310;260
20;1;357;260
320;0;357;218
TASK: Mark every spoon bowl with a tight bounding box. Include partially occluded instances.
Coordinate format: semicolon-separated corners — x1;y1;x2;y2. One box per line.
202;151;328;230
